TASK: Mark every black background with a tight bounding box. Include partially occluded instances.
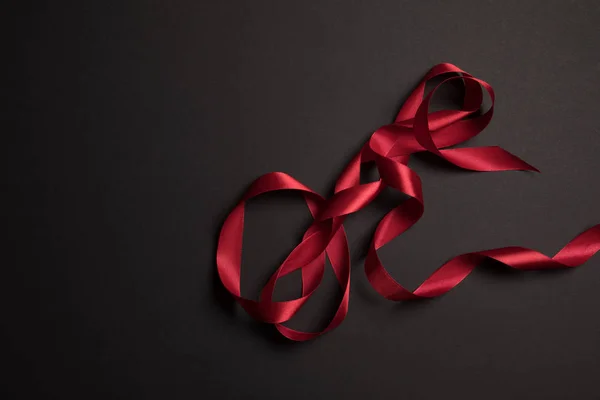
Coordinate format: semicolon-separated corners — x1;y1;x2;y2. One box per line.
5;1;600;399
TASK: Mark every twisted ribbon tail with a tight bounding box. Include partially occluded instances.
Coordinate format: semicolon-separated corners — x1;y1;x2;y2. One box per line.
366;225;600;301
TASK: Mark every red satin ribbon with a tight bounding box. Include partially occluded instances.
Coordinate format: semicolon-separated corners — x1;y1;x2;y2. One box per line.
216;63;600;341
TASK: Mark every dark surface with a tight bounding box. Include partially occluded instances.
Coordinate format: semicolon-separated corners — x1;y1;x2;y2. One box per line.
5;1;600;399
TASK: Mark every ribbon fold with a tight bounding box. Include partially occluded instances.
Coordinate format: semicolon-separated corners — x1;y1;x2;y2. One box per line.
216;63;599;341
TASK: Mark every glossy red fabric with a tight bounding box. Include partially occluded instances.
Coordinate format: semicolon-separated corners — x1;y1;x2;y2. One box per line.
216;63;600;341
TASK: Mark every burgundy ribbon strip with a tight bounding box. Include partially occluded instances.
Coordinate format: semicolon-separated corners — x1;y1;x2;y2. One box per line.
216;63;600;341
